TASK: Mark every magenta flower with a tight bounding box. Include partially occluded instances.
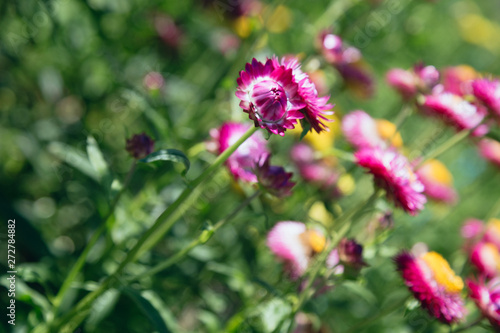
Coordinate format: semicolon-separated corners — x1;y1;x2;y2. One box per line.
254;154;295;198
207;122;269;182
470;242;500;279
274;56;334;133
414;63;440;90
342;110;403;150
442;65;477;96
355;148;426;215
319;31;343;63
236;57;333;136
126;133;155;159
338;238;366;270
472;78;500;117
415;159;457;204
395;251;466;324
319;32;374;99
468;278;500;329
461;218;485;240
267;221;328;279
478;138;500;168
386;68;418;100
422;92;485;131
290;143;341;195
387;63;439;100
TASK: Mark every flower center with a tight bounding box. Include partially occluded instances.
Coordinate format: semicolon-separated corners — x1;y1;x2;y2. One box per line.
487;218;500;238
251;80;288;123
421;251;464;293
375;119;403;148
300;230;326;253
421;159;453;185
481;243;500;272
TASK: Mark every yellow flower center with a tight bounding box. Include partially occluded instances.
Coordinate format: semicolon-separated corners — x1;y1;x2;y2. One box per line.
421;252;463;293
420;159;453;185
375;119;403;148
482;243;500;272
487;218;500;238
301;230;326;253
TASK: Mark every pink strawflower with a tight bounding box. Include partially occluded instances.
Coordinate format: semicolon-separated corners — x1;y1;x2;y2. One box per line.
414;63;440;90
395;251;466;324
422;92;485;131
415;159;457;204
290;143;341;195
386;63;439;100
236;57;333;136
467;278;500;329
386;69;418;100
274;56;334;133
267;221;330;279
484;219;500;251
442;65;477;96
470;242;500;278
319;31;343;63
342;110;403;150
355;148;426;215
472;78;500;117
478;138;500;168
290;143;315;165
254;153;295;198
461;218;485;240
319;32;374;99
207;122;269;182
126;133;155;159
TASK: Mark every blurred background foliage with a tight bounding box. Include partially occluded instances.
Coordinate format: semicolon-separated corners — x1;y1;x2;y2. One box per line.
1;0;500;332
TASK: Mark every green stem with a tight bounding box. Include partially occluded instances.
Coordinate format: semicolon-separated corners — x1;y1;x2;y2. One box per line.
485;194;500;221
386;103;413;146
452;316;483;332
323;148;356;162
50;126;259;333
415;129;471;170
51;160;137;315
314;0;361;30
344;296;409;333
286;190;382;332
127;190;261;283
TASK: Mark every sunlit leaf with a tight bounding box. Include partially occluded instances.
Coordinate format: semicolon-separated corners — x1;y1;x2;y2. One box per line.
139;149;190;174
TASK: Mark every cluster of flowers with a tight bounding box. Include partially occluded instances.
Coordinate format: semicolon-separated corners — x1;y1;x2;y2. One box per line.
462;218;500;328
198;49;500;328
393;219;500;328
267;221;365;282
388;63;500;168
319;31;374;99
206;122;296;198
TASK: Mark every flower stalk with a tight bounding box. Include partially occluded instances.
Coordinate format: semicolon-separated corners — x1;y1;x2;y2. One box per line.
127;190;261;283
51;160;137;315
49;126;259;332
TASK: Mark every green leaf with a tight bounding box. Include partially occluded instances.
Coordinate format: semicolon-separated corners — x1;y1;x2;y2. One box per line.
123;287;171;333
86;136;109;182
86;289;120;331
47;142;98;181
299;120;311;140
141;290;181;333
1;275;51;319
139;149;190;174
258;298;292;333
